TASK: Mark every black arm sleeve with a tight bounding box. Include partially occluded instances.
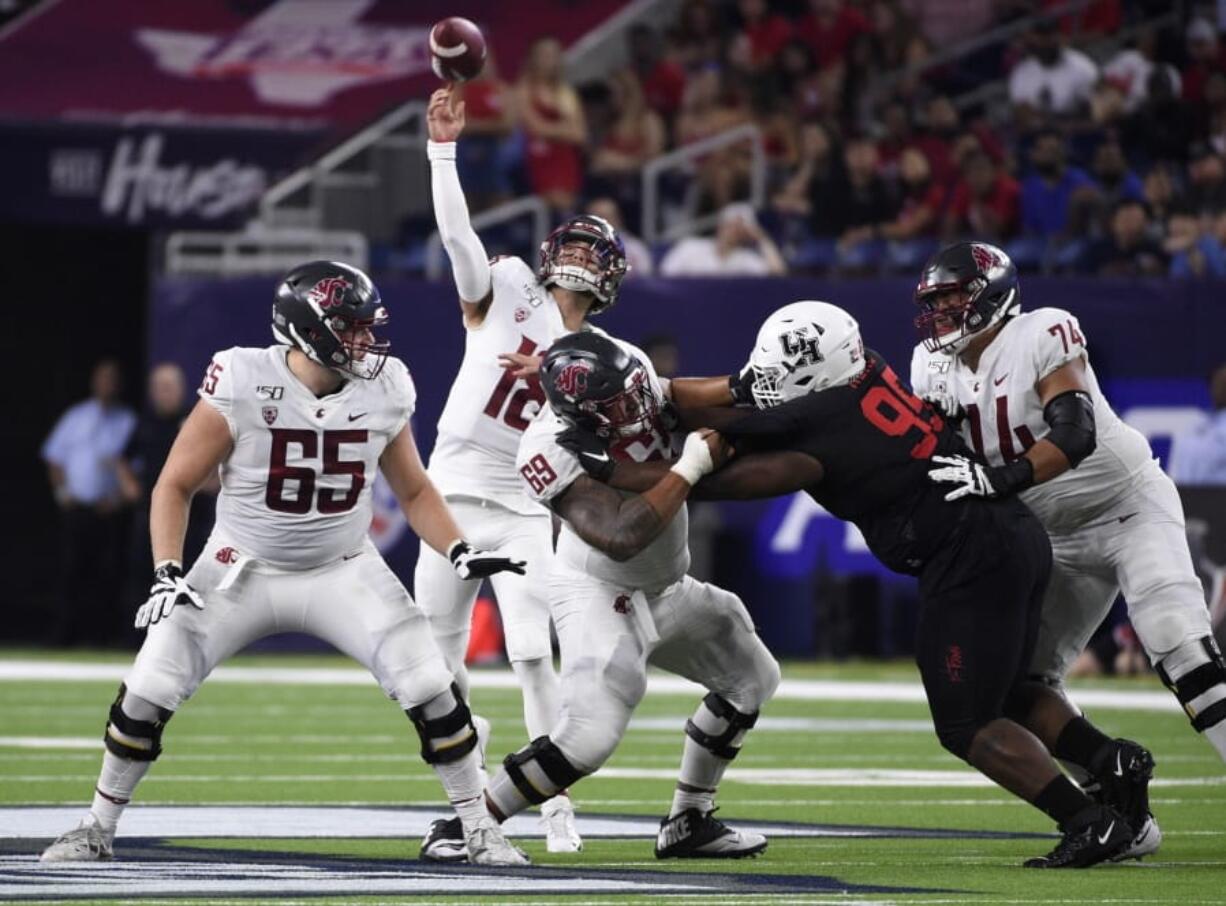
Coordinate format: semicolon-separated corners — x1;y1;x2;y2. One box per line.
1042;389;1096;468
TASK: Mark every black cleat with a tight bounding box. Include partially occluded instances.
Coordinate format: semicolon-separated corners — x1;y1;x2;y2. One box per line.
654;808;767;859
419;816;467;863
1096;738;1161;861
1024;806;1132;869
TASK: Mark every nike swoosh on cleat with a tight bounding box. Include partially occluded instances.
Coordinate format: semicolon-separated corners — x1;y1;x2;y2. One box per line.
1097;821;1116;846
1114;751;1124;777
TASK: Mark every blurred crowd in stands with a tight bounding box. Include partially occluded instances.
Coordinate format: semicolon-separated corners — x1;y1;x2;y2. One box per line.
443;0;1226;277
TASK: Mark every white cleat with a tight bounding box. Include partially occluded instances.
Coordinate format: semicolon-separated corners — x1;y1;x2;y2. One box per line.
541;795;583;853
1115;813;1163;861
40;819;113;862
465;815;530;867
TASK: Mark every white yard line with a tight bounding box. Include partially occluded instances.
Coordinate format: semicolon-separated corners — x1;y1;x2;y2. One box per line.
0;660;1181;712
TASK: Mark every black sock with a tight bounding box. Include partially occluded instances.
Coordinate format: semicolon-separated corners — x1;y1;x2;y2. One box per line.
1033;775;1094;828
1053;716;1114;772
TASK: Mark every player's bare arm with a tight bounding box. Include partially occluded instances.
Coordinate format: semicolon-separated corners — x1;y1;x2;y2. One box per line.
597;449;823;500
378;423;464;556
150;400;233;566
427;84;495;324
552;431;725;562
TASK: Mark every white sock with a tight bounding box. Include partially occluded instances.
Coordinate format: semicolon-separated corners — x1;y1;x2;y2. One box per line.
90;751;152;834
432;750;489;831
510;657;560;740
1204;721;1226;761
670;736;727;817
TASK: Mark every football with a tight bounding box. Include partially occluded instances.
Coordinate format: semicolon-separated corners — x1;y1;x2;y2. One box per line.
429;16;486;82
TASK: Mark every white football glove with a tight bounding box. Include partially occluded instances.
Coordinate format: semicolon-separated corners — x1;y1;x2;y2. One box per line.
927;454;1000;501
669;430;717;485
448;540;527;580
134;561;205;629
922;389;963;421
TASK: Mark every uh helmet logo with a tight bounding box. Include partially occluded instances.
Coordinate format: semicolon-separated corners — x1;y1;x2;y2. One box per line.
307;276;351;310
553;360;592;397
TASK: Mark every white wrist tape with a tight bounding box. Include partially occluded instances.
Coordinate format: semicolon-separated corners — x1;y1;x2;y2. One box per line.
427;140;457;162
669;433;715;486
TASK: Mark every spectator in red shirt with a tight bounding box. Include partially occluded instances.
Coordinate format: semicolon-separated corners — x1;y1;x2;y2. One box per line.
1183;18;1226;106
797;0;871;70
943;149;1021;242
627;25;687;120
735;0;793;70
879;147;948;240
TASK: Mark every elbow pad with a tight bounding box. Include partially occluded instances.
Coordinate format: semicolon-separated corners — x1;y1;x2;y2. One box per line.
1042;390;1096;468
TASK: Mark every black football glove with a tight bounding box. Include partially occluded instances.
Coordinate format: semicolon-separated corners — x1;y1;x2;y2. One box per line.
556;425;615;482
448;540;527;580
729;362;756;406
134;561;205;629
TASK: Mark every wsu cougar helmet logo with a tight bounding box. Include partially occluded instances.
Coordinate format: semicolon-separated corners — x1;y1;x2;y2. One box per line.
970;244;1000;273
553;361;592;397
307;276;351;310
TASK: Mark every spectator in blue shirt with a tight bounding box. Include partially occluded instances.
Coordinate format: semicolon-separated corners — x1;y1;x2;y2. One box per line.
1169;365;1226;486
41;359;136;645
1020;129;1099;238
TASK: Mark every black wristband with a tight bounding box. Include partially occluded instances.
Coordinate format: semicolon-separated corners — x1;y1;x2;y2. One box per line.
989;457;1035;496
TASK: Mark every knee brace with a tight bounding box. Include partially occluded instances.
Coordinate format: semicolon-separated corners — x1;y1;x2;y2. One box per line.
1156;636;1226;733
104;684;173;762
502;735;587;806
406;683;478;765
685;693;759;761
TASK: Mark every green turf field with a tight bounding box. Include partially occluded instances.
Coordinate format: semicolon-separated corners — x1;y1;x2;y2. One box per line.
1;651;1223;904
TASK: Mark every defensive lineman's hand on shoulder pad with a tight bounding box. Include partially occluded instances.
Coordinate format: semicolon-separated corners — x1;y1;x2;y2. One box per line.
448;541;527;580
557;425;614;482
134;562;204;629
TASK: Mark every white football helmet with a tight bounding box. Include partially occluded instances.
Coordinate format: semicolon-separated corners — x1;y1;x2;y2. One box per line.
747;301;865;408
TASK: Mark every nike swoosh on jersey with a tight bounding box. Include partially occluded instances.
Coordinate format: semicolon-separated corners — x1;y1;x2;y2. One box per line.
348;412;368;421
994;374;1009;385
582;451;611;462
1118;512;1139;524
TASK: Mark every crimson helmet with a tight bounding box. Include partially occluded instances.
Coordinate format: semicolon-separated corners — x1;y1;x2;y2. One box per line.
914;242;1020;354
537;215;629;314
272;260;390;380
541;332;659;438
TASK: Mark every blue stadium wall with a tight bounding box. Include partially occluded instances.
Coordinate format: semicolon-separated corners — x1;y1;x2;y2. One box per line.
151;275;1225;655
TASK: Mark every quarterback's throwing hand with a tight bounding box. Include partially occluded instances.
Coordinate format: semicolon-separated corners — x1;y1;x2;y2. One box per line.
557;425;614;482
134;562;205;629
927;454;1000;501
426;86;465;143
449;540;527;580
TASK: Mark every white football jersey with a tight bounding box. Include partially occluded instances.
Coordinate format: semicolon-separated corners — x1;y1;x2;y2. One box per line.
516;340;688;590
428;256;568;514
198;346;415;570
910;307;1156;534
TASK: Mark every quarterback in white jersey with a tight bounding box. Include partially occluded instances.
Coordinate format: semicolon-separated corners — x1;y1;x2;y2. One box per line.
478;331;781;861
41;261;529;867
909;242;1224;852
417;85;630;855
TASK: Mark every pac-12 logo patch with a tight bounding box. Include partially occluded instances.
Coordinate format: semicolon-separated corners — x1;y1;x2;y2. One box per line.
262;406;278;425
307;276;351;310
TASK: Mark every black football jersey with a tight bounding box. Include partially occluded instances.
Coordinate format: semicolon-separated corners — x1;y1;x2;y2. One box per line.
721;350;978;575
